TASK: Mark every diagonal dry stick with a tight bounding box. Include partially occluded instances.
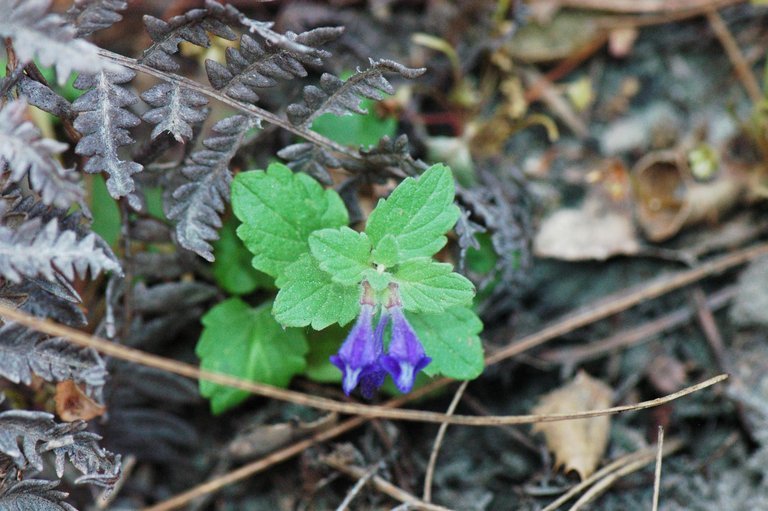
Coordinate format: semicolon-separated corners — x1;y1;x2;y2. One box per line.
0;298;728;426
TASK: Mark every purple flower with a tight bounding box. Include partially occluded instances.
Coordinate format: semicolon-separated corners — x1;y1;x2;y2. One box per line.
358;310;390;398
380;305;431;393
330;302;383;396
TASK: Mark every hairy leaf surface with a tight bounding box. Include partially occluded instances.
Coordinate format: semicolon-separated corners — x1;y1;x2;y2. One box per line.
232;163;348;278
393;258;475;314
197;298;308;414
0;218;122;284
273;254;360;329
0;0;110;84
309;227;372;286
0;100;82;209
0;323;107;402
73;68;142;205
205;27;342;104
141;82;208;142
286;59;424;128
67;0;128;37
408;306;484;380
365;164;460;263
0;479;77;511
139;0;236;72
166;115;253;261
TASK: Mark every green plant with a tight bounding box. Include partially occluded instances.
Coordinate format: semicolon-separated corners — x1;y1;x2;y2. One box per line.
197;163;484;412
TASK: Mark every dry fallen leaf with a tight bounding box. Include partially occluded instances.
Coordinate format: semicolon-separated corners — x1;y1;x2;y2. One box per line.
534;197;640;260
55;380;105;422
531;370;613;479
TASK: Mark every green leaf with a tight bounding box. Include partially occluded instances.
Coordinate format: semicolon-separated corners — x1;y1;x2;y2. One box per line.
365;164;460;264
213;217;273;295
408;306;484;380
89;174;120;247
304;324;347;383
371;234;400;267
311;97;397;147
273;254;360;329
394;258;475;313
232;163;348;279
309;227;371;285
197;298;308;414
361;268;393;292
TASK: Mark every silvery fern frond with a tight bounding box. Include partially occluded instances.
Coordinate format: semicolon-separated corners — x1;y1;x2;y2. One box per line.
205;27;343;104
0;323;107;402
0;218;122;284
0;100;82;209
166;115;254;261
0;479;77;511
67;0;128;38
141;82;208;143
1;280;86;326
17;77;74;120
277;142;340;185
286;59;425;128
0;410;120;487
139;1;236;72
73;67;142;206
0;0;112;85
44;422;120;488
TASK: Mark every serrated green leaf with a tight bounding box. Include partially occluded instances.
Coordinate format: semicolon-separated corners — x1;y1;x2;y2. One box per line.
273;254;360;329
232;163;348;279
371;234;400;267
197;298;308;414
309;227;371;285
213;217;274;295
362;268;393;292
394;258;475;313
408;306;484;380
365;164;460;263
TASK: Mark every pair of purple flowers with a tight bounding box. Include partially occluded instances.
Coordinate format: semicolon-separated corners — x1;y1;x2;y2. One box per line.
330;283;431;397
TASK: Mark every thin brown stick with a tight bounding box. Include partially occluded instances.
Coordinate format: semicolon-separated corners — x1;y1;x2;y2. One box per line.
541;437;683;511
567;438;683;511
652;426;665;511
322;455;456;511
0;299;730;425
334;461;381;511
706;7;763;104
486;243;768;365
541;285;736;364
690;287;756;441
95;49;355;159
423;381;468;503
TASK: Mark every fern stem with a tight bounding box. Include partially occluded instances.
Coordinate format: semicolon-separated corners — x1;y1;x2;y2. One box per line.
95;48;358;160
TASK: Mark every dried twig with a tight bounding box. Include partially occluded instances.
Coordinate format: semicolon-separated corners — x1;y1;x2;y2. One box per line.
0;299;730;426
423;381;469;503
652;426;665;511
567;436;681;510
539;436;682;511
541;285;736;365
705;6;762;104
322;454;456;511
334;460;382;511
95;48;355;160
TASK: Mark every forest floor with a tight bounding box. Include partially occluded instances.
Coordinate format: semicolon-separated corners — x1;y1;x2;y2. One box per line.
12;1;768;510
